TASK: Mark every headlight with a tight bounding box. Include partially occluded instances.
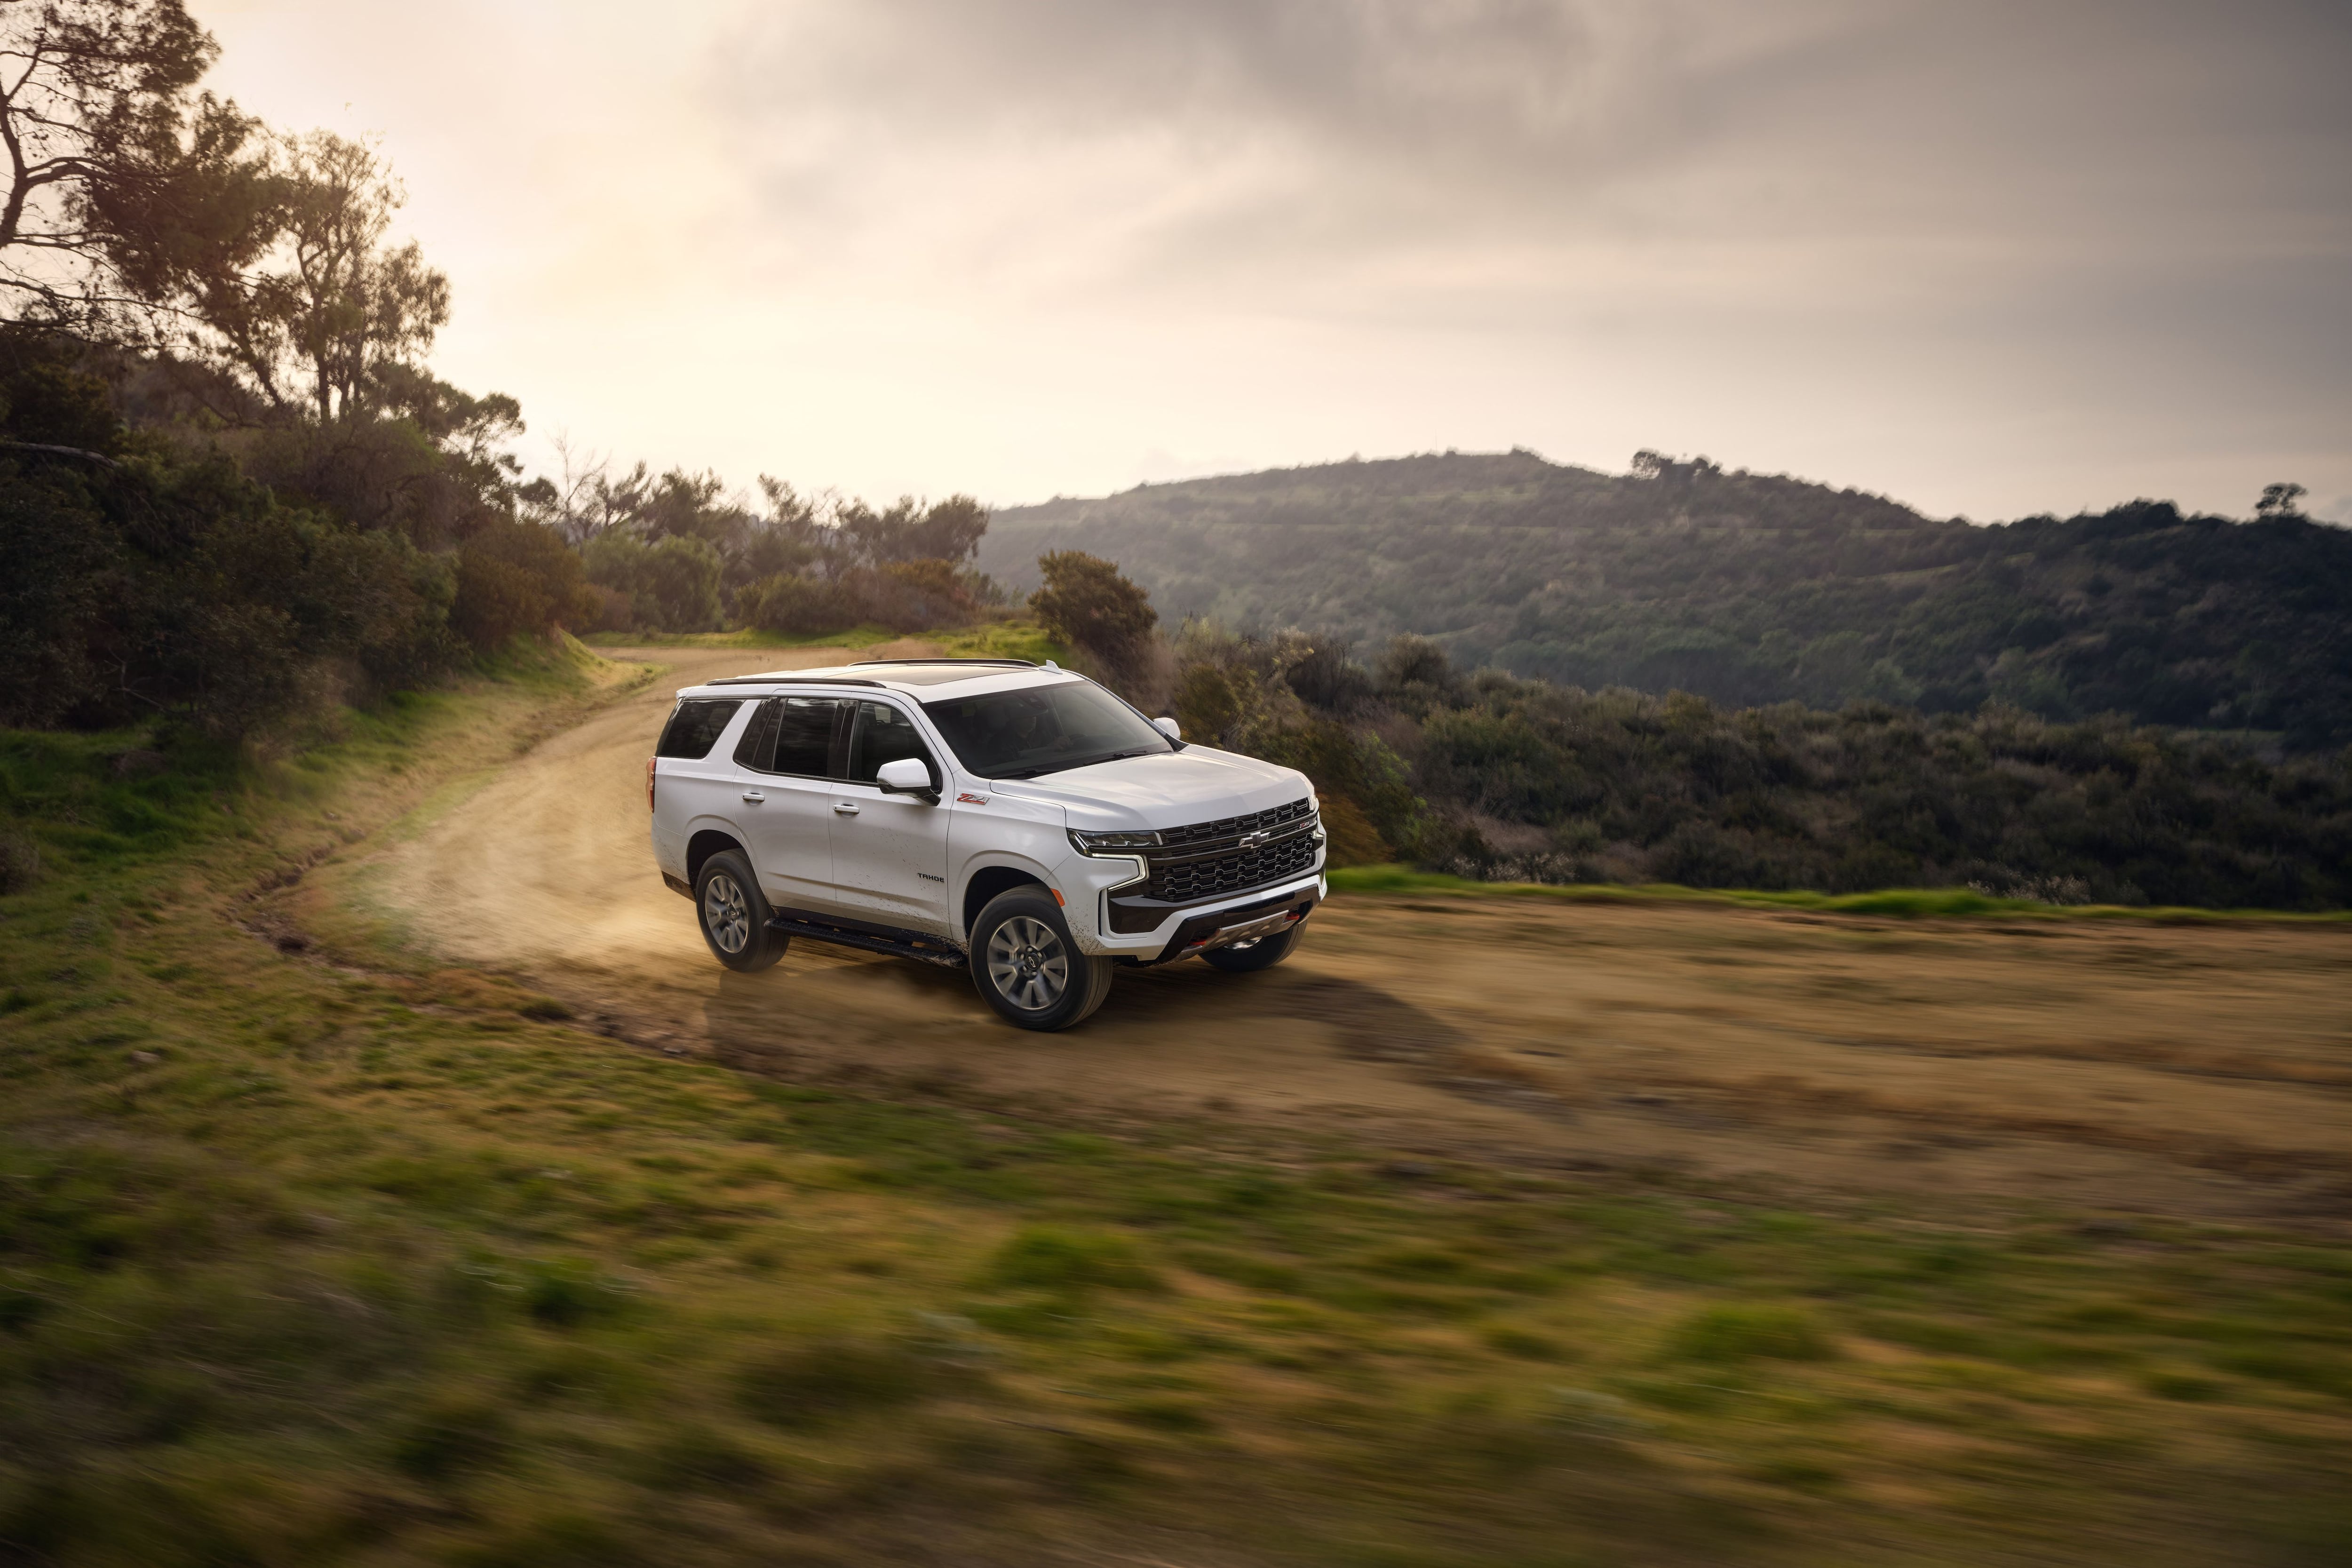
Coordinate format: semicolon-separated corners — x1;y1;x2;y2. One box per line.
1069;828;1161;856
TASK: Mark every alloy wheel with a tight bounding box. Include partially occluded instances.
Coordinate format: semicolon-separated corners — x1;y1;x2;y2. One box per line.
986;915;1069;1011
703;871;750;955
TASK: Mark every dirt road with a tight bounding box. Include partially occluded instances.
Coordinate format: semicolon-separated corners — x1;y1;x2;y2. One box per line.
344;645;2352;1224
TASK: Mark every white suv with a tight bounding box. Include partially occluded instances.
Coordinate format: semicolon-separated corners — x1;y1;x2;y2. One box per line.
647;658;1325;1030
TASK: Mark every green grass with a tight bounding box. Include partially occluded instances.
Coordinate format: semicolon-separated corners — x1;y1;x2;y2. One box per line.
573;616;1074;665
578;624;903;650
1;658;2347;1564
928;619;1072;665
1665;1305;1836;1364
1326;864;2352;923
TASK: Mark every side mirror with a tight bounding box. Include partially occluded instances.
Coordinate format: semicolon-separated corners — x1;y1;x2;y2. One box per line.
875;757;937;797
1152;716;1182;741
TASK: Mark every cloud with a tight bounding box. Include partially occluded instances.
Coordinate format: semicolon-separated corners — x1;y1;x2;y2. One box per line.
190;0;2351;520
706;0;2350;298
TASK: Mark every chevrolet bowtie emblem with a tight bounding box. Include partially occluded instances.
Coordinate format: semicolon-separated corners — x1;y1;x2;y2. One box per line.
1239;829;1271;849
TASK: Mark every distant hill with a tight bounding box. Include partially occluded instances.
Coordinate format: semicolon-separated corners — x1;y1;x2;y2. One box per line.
979;451;2352;749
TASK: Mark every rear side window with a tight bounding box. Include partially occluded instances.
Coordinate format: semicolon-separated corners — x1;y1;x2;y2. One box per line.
733;700;780;771
655;698;742;759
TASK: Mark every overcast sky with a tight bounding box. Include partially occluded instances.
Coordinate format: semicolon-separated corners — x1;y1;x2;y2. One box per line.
199;0;2350;523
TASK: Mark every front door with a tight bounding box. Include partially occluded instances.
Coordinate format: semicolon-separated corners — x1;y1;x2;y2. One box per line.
733;694;848;914
828;699;954;934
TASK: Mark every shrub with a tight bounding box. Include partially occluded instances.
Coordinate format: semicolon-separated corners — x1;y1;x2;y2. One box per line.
0;342;479;735
1173;625;2352;908
735;560;978;637
1031;551;1157;683
1174;664;1242;745
1317;794;1391;866
452;517;598;650
582;532;724;632
734;570;859;636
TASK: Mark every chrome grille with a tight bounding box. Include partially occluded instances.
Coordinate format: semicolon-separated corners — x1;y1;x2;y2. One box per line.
1157;796;1316;852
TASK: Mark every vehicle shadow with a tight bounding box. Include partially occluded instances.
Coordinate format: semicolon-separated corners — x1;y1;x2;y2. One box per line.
695;945;1482;1116
1099;960;1470;1067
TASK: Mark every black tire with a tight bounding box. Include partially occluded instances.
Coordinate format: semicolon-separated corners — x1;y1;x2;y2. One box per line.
694;849;787;972
969;885;1113;1031
1201;922;1303;973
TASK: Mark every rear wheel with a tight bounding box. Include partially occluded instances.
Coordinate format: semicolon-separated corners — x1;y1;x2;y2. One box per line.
695;850;787;972
969;886;1113;1031
1201;923;1303;973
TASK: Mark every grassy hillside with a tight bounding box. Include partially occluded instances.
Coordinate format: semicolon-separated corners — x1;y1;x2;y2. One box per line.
1165;629;2352;909
981;451;2352;749
1;647;2349;1564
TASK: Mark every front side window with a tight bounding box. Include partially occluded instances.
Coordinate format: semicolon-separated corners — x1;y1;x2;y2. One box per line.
922;681;1174;779
655;698;742;760
845;701;936;786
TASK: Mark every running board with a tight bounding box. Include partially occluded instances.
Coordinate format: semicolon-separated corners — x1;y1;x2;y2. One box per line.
768;913;968;970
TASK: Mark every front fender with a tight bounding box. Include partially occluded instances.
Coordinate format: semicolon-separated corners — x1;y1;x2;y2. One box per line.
951;850;1065;942
948;789;1069;941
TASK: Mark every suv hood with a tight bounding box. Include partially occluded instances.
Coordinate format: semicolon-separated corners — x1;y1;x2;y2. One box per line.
988;747;1311;833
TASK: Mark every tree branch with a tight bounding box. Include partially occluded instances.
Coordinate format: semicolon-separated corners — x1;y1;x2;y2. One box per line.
0;438;120;467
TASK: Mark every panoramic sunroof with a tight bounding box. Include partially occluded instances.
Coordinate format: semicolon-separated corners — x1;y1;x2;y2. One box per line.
861;663;1060;687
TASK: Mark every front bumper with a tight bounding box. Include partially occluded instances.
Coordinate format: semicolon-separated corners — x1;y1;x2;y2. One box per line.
1077;870;1326;961
1144;882;1321;963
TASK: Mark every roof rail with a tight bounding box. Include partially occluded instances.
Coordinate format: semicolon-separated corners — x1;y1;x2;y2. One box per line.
847;657;1036;668
705;675;885;687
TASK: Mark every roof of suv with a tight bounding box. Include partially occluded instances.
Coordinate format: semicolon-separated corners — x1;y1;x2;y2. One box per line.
694;659;1073;697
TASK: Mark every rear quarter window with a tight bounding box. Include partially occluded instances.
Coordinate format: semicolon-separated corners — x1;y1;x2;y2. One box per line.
655;699;743;759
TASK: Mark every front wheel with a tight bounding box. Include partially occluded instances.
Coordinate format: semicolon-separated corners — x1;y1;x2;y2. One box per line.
695;850;787;972
1201;923;1303;973
969;886;1113;1031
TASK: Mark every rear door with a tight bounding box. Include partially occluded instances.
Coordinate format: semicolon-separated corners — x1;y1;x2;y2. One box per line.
733;694;849;914
827;699;954;934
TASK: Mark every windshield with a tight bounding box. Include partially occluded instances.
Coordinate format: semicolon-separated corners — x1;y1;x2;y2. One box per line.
923;681;1175;778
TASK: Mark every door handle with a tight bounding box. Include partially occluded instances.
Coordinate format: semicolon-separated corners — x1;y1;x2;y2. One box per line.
832;801;860;815
740;790;765;804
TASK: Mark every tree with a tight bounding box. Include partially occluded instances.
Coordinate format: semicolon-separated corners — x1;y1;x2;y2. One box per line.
162;128;448;422
0;332;462;733
836;493;988;565
635;466;756;555
1031;550;1157;686
0;0;230;331
451;514;597;651
1627;448;1718;484
743;475;824;578
581;530;723;632
2257;482;2307;520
